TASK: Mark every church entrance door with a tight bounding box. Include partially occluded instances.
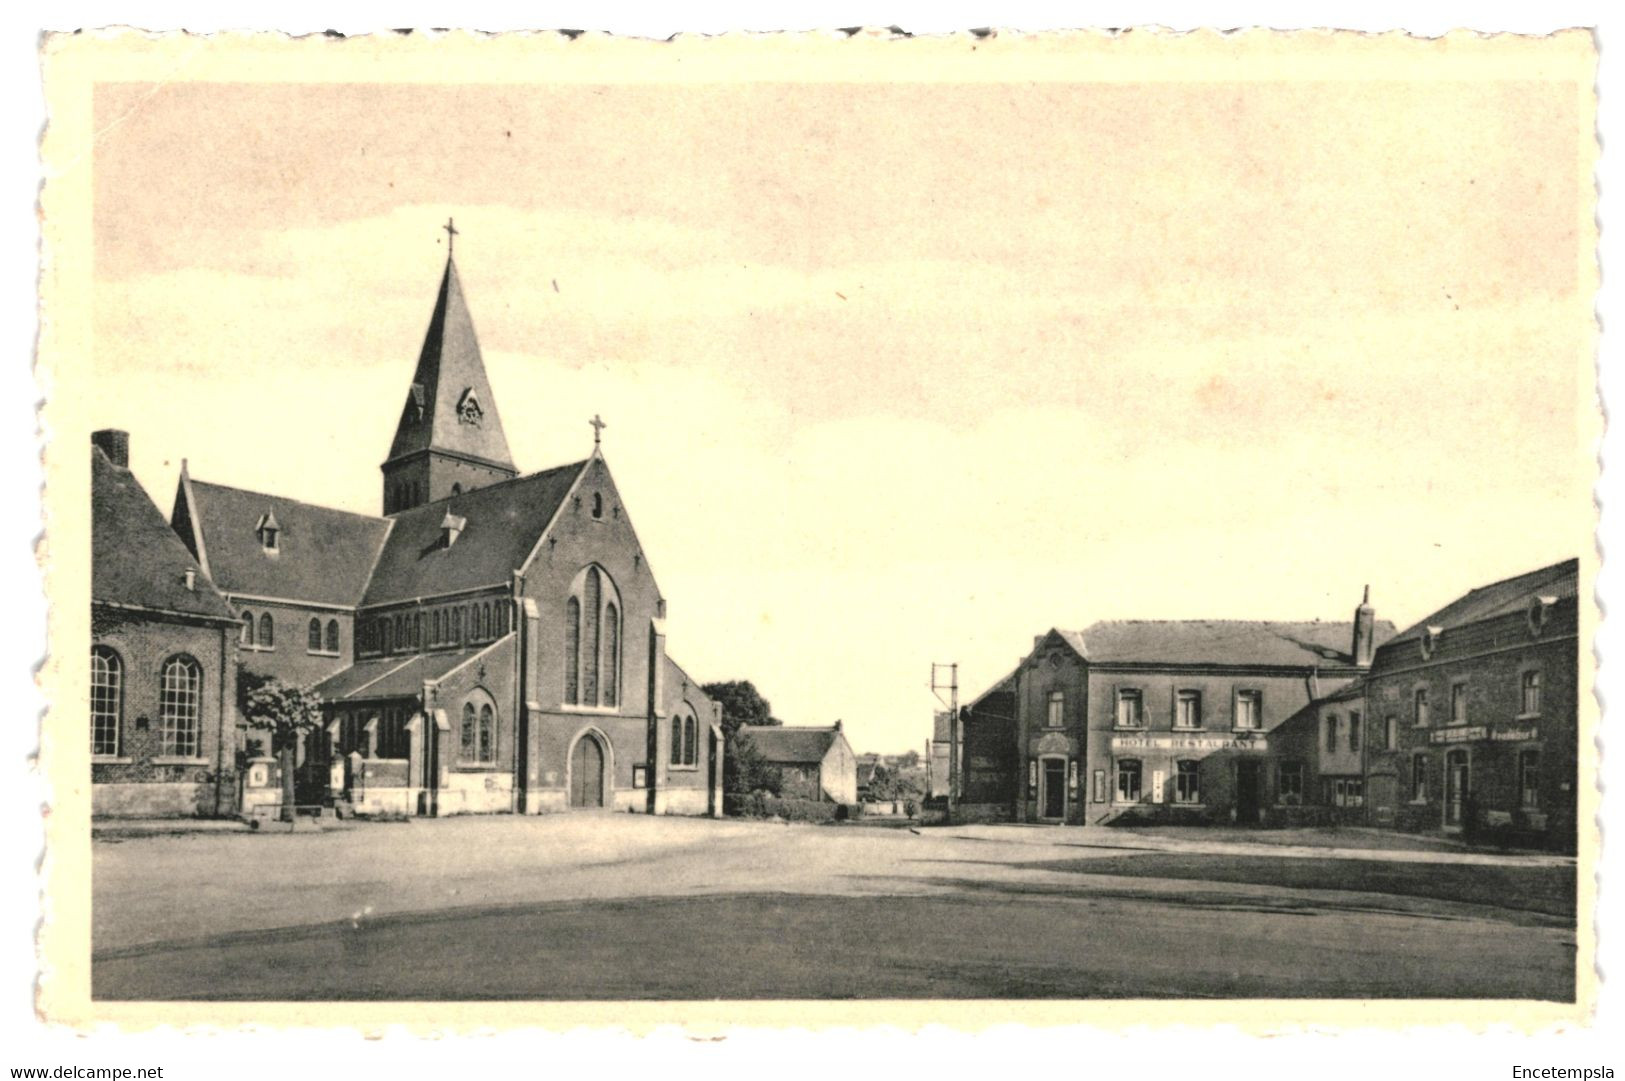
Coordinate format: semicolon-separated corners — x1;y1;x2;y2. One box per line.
570;734;606;809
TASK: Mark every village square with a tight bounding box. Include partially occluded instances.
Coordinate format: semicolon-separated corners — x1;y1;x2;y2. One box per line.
87;230;1582;1002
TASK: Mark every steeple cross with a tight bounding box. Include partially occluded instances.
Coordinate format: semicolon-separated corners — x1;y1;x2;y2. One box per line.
589;414;607;446
442;217;459;256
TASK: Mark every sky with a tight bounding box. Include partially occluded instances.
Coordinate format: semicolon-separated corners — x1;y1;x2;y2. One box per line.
86;75;1592;753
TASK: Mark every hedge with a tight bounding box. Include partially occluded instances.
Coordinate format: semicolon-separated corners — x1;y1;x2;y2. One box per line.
725;793;857;822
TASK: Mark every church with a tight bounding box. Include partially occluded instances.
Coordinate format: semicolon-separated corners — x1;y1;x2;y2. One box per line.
96;233;724;818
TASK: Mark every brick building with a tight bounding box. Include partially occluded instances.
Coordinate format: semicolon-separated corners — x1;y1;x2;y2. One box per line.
738;722;857;804
116;247;725;818
91;431;241;817
956;594;1394;825
1359;559;1578;851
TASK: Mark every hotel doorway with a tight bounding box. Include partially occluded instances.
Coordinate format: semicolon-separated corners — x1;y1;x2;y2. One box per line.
1040;757;1067;821
1235;759;1262;825
1444;749;1470;830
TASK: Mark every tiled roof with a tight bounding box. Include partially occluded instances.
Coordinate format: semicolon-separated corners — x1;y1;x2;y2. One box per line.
966;669;1018;712
1388;558;1579;644
739;725;839;765
1056;619;1397;669
385;258;515;471
93;447;235;621
313;645;500;701
361;460;587;605
180;477;391;607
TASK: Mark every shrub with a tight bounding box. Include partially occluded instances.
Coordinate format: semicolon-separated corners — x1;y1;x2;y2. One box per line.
725;793;838;822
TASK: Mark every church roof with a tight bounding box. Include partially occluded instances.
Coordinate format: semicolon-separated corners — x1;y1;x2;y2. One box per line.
739;724;841;765
178;477;392;607
361;459;589;606
385;257;515;472
93;446;235;621
1386;558;1578;644
314;644;500;702
1054;619;1397;669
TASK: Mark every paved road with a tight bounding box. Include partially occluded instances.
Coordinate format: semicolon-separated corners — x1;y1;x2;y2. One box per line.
91;815;1576;1001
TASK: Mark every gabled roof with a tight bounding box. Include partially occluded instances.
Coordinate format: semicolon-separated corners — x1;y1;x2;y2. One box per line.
93;447;234;621
1055;619;1397;669
361;459;588;605
739;724;840;765
385;257;515;471
313;641;506;702
966;669;1018;711
178;475;392;607
1388;558;1579;644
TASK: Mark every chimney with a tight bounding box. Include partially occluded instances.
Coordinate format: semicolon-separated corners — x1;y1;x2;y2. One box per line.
183;569;196;592
1353;584;1376;667
833;719;843;732
91;429;129;468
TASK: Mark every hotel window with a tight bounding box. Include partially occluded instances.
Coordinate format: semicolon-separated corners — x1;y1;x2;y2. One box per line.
1521;670;1542;716
1414;687;1429;728
1173;760;1200;804
1384;716;1398;751
1519;750;1540;810
1451;682;1467;725
1235;690;1262;730
1116;758;1142;802
1349;711;1361;753
1047;691;1064;728
158;655;201;758
1115;689;1143;728
1325;714;1338;752
1278;761;1304;805
1330;778;1364;808
1411;754;1428;802
90;646;122;757
1175;690;1202;729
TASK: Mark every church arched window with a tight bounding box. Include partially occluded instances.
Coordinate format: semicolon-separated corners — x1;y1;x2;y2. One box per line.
241;611;254;646
684;716;698;767
591;492;604;520
258;613;274;650
603;603;620;706
382;620;392;654
394;615;405;651
453;607;462;644
325;619;340;654
564;565;621;709
308;618;322;653
670;715;682;765
158;655;202;758
565;598;581;704
451;483;463;496
482;602;492;641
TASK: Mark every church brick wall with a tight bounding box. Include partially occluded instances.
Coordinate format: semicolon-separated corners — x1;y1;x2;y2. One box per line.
91;609;237;817
231;597;354;691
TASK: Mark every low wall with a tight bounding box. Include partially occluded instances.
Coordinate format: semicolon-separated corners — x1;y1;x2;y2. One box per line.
93;782;212;818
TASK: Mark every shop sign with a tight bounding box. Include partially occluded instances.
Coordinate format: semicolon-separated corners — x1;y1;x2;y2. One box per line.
1429;724;1538;745
1111;735;1268;752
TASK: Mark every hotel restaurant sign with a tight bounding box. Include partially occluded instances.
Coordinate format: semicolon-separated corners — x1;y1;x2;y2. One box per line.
1428;724;1538;745
1110;735;1268;752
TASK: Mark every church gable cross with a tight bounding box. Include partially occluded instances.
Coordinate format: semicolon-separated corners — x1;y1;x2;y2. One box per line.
443;217;459;256
590;414;606;446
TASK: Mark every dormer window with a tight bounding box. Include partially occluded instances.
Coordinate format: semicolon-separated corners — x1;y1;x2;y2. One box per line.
457;387;484;427
256;511;281;552
441;511;467;549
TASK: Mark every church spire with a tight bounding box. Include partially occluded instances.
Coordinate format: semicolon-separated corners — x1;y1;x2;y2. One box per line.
381;243;518;514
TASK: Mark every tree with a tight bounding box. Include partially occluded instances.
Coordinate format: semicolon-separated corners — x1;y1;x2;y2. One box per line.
895;749;921;770
239;670;326;823
725;729;782;798
701;679;781;740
